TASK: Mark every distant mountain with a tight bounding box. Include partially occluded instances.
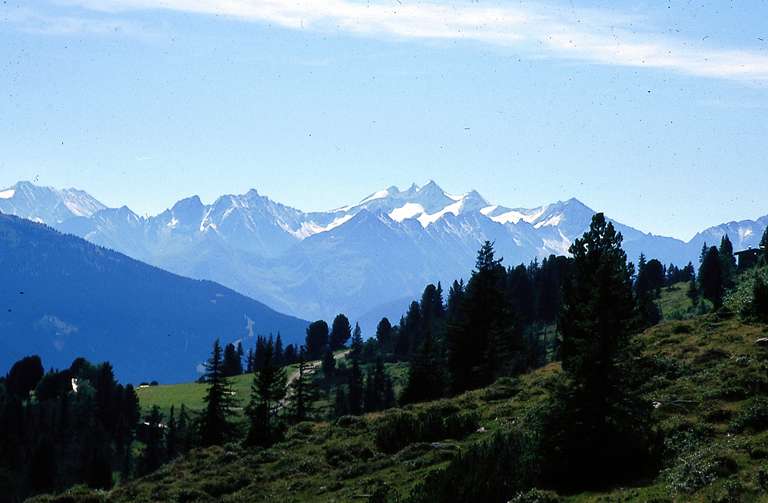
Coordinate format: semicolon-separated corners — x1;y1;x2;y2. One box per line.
0;214;308;384
1;180;765;327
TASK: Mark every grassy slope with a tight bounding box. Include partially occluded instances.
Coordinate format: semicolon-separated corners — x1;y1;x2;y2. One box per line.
30;287;768;503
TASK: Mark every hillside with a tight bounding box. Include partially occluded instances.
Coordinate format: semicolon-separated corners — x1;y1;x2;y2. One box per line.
0;213;309;384
28;291;768;502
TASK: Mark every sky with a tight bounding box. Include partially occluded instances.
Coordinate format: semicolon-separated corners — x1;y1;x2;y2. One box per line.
1;0;767;241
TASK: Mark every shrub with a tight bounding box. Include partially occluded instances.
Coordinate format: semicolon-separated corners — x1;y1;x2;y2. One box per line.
729;397;768;433
664;446;737;494
374;405;480;454
509;488;560;503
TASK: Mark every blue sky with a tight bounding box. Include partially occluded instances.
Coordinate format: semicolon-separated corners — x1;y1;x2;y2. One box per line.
1;0;767;240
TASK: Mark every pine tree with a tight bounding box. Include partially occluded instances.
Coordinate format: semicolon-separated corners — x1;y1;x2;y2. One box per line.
138;406;165;476
752;274;768;322
199;339;238;446
305;320;330;359
551;213;654;488
274;333;284;366
321;349;336;381
245;339;287;447
350;322;364;361
401;330;445;404
375;318;393;354
333;386;349;418
290;347;318;422
222;343;243;377
719;234;736;287
246;348;254;373
166;405;178;460
699;246;725;308
330;314;352;351
363;367;378;412
347;359;364;415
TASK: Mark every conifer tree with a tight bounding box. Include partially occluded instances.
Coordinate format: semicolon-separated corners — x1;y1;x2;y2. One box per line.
699;246;725;308
752;275;768;322
166;405;178;460
274;333;284;365
551;213;653;488
283;344;297;364
347;358;364;415
138;406;165;476
305;320;330;359
401;330;444;404
330;314;352;351
321;349;336;381
363;367;379;412
375;317;393;354
761;227;768;250
719;234;736;287
222;342;243;377
245;339;287;447
177;404;191;453
350;322;364;361
333;386;349;418
199;339;238;446
290;347;318;422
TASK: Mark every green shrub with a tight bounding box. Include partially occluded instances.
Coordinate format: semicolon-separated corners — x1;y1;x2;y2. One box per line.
730;397;768;433
509;488;560;503
374;405;480;454
664;446;737;494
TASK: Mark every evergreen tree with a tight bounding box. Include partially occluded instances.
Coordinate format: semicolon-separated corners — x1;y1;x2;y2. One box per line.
321;349;336;381
138;406;165;476
199;339;238;446
687;278;700;304
245;339;287;447
551;213;654;488
699;246;725;308
401;330;445;404
254;336;267;370
330;314;352;351
274;333;284;366
283;344;297;364
446;241;519;394
719;234;736;287
375;317;393;354
222;342;243;377
177;404;191;453
305;320;330;359
752;275;768;322
350;322;364;361
761;227;768;250
289;347;318;422
27;437;56;494
333;386;349;418
246;348;254;373
635;254;661;327
363;367;377;412
347;359;364;415
166;405;178;460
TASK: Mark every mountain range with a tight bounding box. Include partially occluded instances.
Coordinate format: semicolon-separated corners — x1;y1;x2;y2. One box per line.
2;180;766;331
0;213;308;383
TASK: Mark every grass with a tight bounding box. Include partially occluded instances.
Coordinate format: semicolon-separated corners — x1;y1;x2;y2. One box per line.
30;298;768;502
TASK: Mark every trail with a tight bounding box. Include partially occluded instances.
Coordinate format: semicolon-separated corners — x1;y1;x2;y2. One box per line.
280;350;349;409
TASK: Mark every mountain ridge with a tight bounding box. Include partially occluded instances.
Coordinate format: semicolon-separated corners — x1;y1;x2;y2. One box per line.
1;179;765;326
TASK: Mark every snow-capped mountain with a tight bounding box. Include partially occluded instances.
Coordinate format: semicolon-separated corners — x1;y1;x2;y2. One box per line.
0;181;106;224
1;180;765;328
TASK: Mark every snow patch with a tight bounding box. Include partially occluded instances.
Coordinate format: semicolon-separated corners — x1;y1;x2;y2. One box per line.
0;189;15;199
480;205;498;216
359;189;390;205
534;213;563;229
417;200;463;227
167;217;179;229
389;203;425;222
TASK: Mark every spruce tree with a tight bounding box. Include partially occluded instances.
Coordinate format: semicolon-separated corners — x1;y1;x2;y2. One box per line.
699;246;725;308
222;343;242;377
752;275;768;322
274;333;284;365
321;349;336;381
552;213;654;488
347;359;364;415
138;406;165;476
330;314;352;351
401;330;444;404
375;317;393;354
333;386;349;418
289;347;318;422
166;405;178;460
245;339;287;447
199;339;238;446
305;320;330;359
719;234;736;287
350;322;364;361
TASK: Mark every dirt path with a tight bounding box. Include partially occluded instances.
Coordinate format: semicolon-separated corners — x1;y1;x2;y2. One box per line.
280;350;349;408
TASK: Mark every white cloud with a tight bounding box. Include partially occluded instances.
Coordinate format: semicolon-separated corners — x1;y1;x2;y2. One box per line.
50;0;768;82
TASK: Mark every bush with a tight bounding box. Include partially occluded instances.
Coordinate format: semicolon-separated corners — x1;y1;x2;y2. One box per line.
729;397;768;433
509;488;560;503
374;404;480;454
664;446;737;494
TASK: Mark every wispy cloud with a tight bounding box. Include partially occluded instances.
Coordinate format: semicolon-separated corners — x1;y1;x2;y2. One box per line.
4;6;155;38
47;0;768;82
